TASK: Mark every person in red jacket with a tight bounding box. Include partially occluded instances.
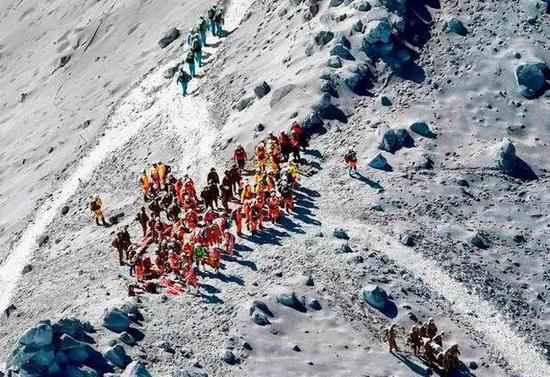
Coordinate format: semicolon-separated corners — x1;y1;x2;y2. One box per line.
344;148;358;176
291;121;307;150
233;145;248;170
278;131;292;161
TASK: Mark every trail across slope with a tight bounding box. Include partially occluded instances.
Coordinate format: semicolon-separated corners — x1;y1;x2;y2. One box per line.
0;0;255;314
320;216;550;377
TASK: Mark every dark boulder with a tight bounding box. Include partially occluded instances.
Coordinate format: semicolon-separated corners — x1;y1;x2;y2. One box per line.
220;349;239;365
158;28;180;48
369;153;392;171
104;345;131;368
410;122;435;138
163;66;179;79
102;308;130;333
444;17;468;36
330;44;355;61
314;31;335;46
379;128;413;153
277;292;307;312
301;112;324;135
122;361;152;377
515;62;547;99
254;81;271;99
313;93;347;122
326;57;342;68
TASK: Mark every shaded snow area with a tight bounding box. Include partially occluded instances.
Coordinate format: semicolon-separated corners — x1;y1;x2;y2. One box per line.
1;0;549;376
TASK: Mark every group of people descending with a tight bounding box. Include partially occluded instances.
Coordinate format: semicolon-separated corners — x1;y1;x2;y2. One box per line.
109;121;310;296
175;4;226;96
385;318;461;376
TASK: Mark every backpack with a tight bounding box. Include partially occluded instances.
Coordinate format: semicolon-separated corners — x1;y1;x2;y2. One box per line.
90;200;100;211
192;39;201;52
186;52;195;63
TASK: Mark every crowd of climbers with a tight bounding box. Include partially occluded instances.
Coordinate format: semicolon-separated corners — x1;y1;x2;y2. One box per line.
386;319;462;376
87;2;466;369
102;121;308;296
175;5;226;96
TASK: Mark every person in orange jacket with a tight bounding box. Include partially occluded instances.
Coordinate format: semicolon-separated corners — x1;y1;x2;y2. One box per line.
267;192;281;223
231;206;243;237
344;148;358;176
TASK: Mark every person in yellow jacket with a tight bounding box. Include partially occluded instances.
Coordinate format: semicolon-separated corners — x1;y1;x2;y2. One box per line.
139;170;150;200
240;183;254;204
255;142;267;172
157;162;167;186
288;162;299;181
90;196;108;226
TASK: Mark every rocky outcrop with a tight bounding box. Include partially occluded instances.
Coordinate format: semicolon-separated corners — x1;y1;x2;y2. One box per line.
158;28;180;48
515;61;548;99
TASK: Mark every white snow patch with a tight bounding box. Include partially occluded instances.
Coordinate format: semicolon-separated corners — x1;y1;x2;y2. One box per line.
0;0;256;314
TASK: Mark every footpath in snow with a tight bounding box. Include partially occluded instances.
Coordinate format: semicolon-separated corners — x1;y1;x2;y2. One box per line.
320;216;550;377
0;0;255;314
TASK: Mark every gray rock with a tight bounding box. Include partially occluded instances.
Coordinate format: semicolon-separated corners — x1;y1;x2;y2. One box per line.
37;235;49;247
400;233;415;246
364;20;391;44
470;233;489;249
305;42;315;57
413;154;433;170
493;138;517;174
157;341;175;354
362;284;390;310
330;44;355;61
333;228;349;239
380;96;392;106
19;324;53;348
410;122;435;138
220;349;239;365
119;332;136;346
306;298;322;310
330;0;345;6
236;96;254;111
301;112;324;135
254;81;271;99
292;344;301;352
347;254;364;264
515;62;547;99
343;63;373;95
337;35;352;49
158;28;180;48
376;0;407;14
270;84;295;107
250;310;270;326
337;243;354;253
77;120;91;130
277;292;307;312
469;361;478;370
105;345;131;369
355;1;372;11
249;300;273;317
312;93;345;121
53;318;86;340
379;128;413;153
61;206;70;215
103;308;130;333
121;361;152;377
22;264;33;274
444;17;468;36
314;31;335;46
163;66;179;79
369;153;391;171
326;57;342;68
513;234;526;243
352;20;364;32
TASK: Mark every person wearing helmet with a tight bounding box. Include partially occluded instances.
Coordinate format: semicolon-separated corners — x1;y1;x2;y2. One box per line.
185;49;196;77
207;5;218;35
233;145;248;170
343;148;358;176
90;196;107;226
191;34;203;68
197;16;208;45
176;65;192;96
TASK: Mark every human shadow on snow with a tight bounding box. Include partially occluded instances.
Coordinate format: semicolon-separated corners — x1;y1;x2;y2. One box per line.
352;172;384;190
